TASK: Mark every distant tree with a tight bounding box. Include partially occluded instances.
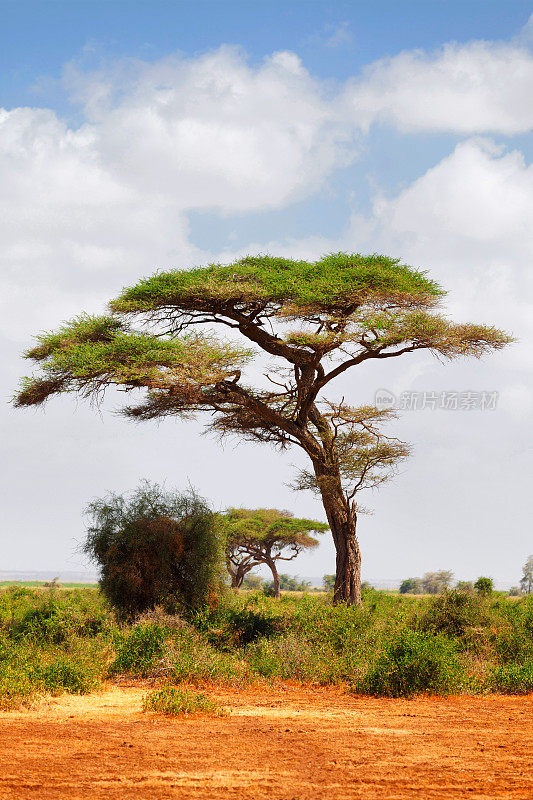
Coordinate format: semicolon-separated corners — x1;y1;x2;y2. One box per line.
222;508;327;599
455;580;474;593
422;571;454;594
399;577;422;594
14;254;511;605
264;574;311;595
509;586;521;597
84;482;224;618
241;574;264;590
520;556;533;595
474;576;493;595
322;574;336;592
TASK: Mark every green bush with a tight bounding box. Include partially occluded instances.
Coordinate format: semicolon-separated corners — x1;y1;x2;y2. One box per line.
1;586;532;708
34;657;101;694
490;661;533;694
418;590;491;639
109;622;169;676
109;615;250;683
193;602;285;649
474;577;493;595
356;630;465;697
84;482;225;618
142;686;226;716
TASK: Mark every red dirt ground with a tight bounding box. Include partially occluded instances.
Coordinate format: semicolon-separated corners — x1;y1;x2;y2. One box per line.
0;683;531;799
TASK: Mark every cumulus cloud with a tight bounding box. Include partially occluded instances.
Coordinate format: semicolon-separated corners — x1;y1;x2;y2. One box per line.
63;47;353;212
344;40;533;134
0;47;358;341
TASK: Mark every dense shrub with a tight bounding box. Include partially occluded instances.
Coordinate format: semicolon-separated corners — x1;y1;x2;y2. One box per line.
356;630;465;697
84;482;225;618
418;590;491;639
193;601;285;649
34;656;101;694
109;615;250;683
490;661;533;694
110;622;169;676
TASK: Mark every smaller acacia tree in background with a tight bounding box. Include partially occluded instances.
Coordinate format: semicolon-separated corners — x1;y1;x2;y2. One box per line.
422;571;454;594
84;482;224;618
221;508;328;599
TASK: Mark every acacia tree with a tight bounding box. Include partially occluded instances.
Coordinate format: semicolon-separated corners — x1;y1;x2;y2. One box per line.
14;253;511;605
222;508;327;598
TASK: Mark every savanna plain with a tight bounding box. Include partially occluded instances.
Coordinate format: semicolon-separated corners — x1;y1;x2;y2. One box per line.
0;585;532;799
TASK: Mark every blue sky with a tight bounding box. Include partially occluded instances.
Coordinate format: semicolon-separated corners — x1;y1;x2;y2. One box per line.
1;1;533;586
3;0;531;98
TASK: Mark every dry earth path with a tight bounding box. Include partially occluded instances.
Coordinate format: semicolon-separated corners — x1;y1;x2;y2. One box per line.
0;683;531;799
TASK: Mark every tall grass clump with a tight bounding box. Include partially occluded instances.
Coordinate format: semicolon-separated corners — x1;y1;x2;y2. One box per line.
142;686;227;716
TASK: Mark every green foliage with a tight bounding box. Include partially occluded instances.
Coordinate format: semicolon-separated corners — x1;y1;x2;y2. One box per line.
263;574;311;595
418;590;492;639
33;656;102;695
474;576;493;595
490;661;533;694
0;588;113;709
84;482;225;618
0;588;532;707
15;314;252;408
322;574;335;592
108;611;250;683
356;630;465;697
456;581;474;593
399;578;422;594
110;254;445;314
193;602;285;649
142;686;226;716
109;622;169;676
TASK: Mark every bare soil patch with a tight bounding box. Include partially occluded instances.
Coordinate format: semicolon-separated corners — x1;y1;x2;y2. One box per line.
0;683;531;799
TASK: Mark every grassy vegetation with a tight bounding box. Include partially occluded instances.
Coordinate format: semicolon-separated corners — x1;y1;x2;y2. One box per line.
0;585;532;708
142;686;227;717
0;582;97;589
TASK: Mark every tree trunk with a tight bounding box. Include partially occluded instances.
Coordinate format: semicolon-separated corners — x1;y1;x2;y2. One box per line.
265;557;281;600
331;513;361;606
315;467;362;606
227;563;247;592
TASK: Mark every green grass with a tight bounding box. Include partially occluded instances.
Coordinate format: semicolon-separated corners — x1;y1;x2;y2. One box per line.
142;686;227;717
0;586;531;709
0;582;97;588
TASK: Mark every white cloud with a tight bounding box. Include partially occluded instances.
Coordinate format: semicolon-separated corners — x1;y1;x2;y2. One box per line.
344;41;533;134
63;47;353;212
0;47;357;341
374;138;533;252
